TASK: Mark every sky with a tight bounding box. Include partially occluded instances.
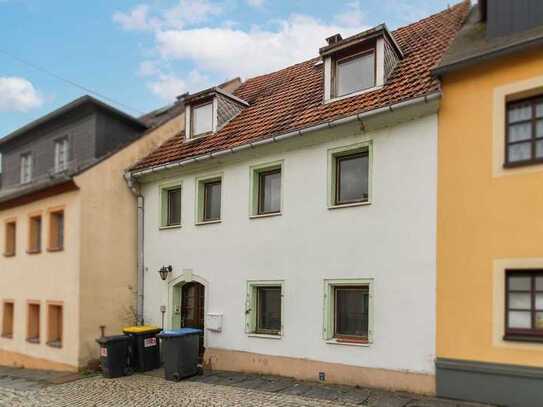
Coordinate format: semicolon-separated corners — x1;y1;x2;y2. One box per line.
0;0;454;137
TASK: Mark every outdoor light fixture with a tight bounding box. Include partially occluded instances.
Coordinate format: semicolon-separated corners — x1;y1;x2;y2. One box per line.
158;265;173;281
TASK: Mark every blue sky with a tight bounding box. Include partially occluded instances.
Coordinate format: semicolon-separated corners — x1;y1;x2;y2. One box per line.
0;0;453;137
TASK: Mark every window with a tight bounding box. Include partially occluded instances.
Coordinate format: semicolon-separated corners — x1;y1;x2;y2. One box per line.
54;138;69;172
20;153;32;184
48;210;64;251
27;303;40;343
336;52;375;97
47;304;63;347
4;221;16;257
191;102;214;137
28;215;42;254
196;176;222;224
505;96;543;167
246;281;283;336
505;270;543;341
250;162;283;217
2;301;14;338
160;185;182;228
258;169;281;215
324;279;373;344
330;145;371;207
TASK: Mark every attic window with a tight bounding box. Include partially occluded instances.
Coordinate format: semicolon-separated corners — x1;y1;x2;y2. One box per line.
336;51;375;97
191;102;214;137
321;25;403;103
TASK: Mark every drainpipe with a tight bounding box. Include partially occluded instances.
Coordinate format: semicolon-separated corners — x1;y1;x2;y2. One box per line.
125;172;145;325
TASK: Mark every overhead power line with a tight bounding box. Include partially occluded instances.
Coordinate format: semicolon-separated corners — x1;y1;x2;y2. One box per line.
0;48;145;115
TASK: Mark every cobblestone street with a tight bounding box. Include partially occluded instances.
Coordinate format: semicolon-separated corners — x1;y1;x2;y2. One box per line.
0;368;492;407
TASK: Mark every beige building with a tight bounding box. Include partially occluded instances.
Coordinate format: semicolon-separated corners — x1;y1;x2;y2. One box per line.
0;95;185;371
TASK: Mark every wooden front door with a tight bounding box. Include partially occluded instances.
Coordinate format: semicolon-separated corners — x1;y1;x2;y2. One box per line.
181;282;205;355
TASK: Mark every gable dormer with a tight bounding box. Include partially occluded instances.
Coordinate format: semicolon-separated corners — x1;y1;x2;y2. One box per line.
320;24;403;103
184;86;248;140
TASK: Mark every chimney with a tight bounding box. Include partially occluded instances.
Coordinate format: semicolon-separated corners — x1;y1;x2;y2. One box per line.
326;33;343;46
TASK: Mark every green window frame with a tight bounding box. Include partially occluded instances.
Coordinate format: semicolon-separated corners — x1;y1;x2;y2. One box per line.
195;174;223;225
159;180;182;229
245;280;284;337
323;278;374;345
249;161;283;217
327;142;372;209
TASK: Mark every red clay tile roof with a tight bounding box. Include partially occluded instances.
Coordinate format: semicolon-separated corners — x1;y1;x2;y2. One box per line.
133;1;469;172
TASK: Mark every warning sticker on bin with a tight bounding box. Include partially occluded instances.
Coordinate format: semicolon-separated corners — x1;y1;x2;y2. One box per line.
144;337;157;348
100;347;108;357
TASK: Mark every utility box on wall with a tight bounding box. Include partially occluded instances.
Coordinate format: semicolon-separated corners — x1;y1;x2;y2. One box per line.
206;313;223;332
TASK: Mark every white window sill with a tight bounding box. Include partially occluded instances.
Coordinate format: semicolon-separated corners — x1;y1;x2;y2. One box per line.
195;220;222;226
328;201;371;210
248;333;282;340
325;339;371;347
159;224;182;231
324;85;383;104
249;212;282;220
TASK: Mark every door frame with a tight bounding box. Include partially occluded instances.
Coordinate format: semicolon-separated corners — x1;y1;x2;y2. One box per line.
167;272;209;347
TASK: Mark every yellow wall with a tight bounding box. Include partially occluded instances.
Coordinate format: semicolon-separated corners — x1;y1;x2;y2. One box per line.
437;50;543;367
0;190;81;371
75;113;183;365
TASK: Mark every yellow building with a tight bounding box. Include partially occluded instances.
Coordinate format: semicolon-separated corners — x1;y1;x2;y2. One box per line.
434;1;543;406
0;96;185;371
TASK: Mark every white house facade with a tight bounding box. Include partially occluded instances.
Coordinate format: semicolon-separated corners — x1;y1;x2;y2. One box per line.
128;5;468;395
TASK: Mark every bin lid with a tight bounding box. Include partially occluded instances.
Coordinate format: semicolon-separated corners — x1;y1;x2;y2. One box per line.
122;325;161;334
96;334;130;345
157;328;202;337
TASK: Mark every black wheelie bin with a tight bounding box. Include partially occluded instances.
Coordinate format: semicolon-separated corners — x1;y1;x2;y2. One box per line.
157;328;202;381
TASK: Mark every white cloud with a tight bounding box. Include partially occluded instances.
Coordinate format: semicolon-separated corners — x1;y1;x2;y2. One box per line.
147;70;212;101
113;0;221;32
156;13;367;79
116;1;367;101
246;0;264;8
0;77;43;112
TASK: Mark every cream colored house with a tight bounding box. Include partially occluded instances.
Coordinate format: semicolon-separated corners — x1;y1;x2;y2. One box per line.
0;95;185;371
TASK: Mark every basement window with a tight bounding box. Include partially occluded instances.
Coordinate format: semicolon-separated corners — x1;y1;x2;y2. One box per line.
27;303;40;344
28;215;42;254
47;304;63;348
48;210;64;251
4;220;16;257
2;301;14;339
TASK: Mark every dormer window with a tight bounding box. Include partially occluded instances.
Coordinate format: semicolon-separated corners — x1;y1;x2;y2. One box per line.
185;86;248;141
320;25;403;103
336;51;375;97
191;101;214;137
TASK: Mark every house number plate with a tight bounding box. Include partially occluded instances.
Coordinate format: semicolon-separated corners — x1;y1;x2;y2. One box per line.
144;337;157;348
100;347;107;357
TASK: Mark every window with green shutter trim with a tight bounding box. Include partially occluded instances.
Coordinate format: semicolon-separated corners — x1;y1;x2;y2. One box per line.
159;181;182;229
245;281;284;337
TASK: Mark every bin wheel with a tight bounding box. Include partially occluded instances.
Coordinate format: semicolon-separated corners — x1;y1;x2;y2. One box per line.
124;367;134;376
172;373;181;382
197;366;204;376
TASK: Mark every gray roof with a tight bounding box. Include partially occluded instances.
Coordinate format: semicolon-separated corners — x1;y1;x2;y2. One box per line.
0;95;148;147
434;5;543;76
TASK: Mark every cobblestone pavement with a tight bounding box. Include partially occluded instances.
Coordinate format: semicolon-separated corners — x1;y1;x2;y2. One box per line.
0;368;493;407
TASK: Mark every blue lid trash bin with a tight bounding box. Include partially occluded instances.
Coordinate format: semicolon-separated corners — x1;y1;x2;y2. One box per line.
158;328;202;381
96;335;133;378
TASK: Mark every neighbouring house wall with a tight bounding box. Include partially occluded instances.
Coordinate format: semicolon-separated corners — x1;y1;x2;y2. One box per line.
94;110;146;159
0;111;96;190
141;112;438;393
437;50;543;368
75;112;184;366
0;190;81;371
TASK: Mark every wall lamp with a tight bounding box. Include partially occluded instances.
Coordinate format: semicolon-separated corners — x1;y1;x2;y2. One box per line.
158;265;173;281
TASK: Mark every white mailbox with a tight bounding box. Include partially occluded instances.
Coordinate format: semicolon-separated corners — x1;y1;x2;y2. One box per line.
206;313;223;332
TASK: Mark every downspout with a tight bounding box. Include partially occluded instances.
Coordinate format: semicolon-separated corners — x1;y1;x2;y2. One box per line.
125;172;145;325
